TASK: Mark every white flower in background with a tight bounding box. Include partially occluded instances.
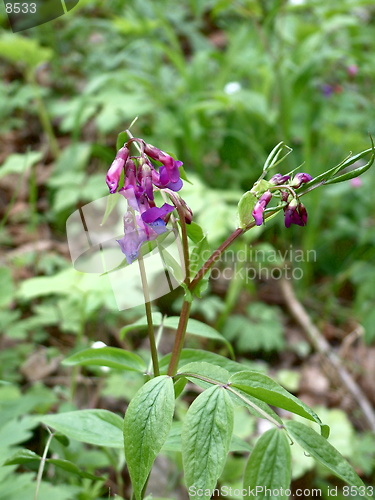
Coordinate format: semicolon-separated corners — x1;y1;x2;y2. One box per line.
224;81;242;95
91;341;107;349
289;0;306;5
91;341;110;372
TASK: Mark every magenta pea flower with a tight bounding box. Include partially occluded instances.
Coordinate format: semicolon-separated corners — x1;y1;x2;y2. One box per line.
252;190;272;226
143;143;182;184
284;199;308;228
106;137;190;264
290;173;313;189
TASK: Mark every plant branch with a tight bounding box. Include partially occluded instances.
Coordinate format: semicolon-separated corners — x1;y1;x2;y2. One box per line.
280;278;375;431
188;227;245;292
188;209;280;293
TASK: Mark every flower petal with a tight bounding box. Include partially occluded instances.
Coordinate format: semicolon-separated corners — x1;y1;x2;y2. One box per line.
141;203;174;223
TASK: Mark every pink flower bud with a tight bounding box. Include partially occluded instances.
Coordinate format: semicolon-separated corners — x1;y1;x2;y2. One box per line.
106;146;129;193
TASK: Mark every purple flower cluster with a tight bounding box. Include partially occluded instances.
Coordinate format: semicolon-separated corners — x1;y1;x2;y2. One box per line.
105;138;186;264
252;172;312;228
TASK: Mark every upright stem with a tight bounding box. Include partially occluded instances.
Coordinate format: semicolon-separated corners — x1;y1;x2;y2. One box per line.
27;70;60;159
138;255;159;376
167;299;191;376
166;207;191;376
34;428;54;500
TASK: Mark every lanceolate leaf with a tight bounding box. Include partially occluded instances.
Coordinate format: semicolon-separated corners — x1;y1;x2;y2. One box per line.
243;428;291;499
229;371;329;438
228;387;283;426
39;410;123;447
120;312;163;338
4;451;104;481
285;421;369;498
62;347;146;372
178;361;230;389
162;421;251;453
164;317;234;357
182;385;234;499
122;316;233;356
123;376;175;500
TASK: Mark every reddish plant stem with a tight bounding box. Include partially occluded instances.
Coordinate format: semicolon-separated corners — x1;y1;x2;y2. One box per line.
167;299;192;376
188;226;245;293
167;209;281;376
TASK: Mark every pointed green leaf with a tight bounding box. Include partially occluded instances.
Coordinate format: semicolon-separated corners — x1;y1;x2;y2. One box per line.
62;347;146;372
120;312;163;339
182;385;234;499
4;449;40;465
5;450;106;481
228;387;283;426
124;376;175;500
164;317;234;357
243;428;291;499
302;144;375;189
48;458;106;481
162;421;251;453
38;410;123;448
122;316;233;356
178;361;230;389
263;141;292;172
116;131;128;151
186;222;206;244
230;371;329;437
285;421;368;496
101;192;122;226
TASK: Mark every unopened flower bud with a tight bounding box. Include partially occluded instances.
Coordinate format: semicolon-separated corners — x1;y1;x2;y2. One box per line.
106;146;129;193
252;190;272;226
269;173;291;185
284;199;308;228
144;142;182;184
290;173;313;189
165;189;193;224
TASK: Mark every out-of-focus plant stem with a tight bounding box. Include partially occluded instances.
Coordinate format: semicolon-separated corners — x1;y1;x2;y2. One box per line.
26;69;60;159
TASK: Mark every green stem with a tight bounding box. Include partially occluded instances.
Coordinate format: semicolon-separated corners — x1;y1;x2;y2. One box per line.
34;428;54;500
27;70;60;159
138;255;159;377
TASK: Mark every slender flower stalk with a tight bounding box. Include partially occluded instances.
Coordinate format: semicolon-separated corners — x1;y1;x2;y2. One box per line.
138;254;160;376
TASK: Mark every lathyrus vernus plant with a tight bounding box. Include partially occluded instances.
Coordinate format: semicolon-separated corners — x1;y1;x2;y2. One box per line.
49;130;375;499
